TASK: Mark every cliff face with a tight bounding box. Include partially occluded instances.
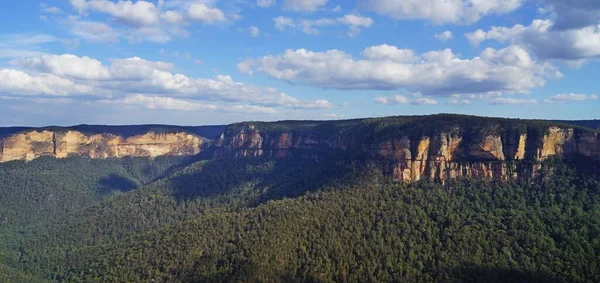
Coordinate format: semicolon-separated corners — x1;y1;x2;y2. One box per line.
215;124;600;183
0;130;205;162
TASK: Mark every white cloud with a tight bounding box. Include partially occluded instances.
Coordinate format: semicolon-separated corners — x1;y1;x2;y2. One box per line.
43;6;63;14
283;0;328;12
539;0;600;30
107;94;280;114
0;34;57;59
293;99;333;109
118;94;218;111
338;14;374;37
331;5;341;12
435;30;453;41
447;94;471;105
374;95;410;104
126;26;172;43
69;21;120;43
324;113;346;118
338;14;373;27
238;45;561;96
0;69;96;96
466;20;600;62
361;44;416;63
67;1;228;43
367;0;523;24
374;94;438;105
274;16;295;30
414;97;439;105
14;54;111;80
3;53;332;113
83;0;160;27
273;14;373;36
257;0;276;8
187;3;226;23
160;10;186;24
489;97;538;105
248;26;260;37
222;105;278;114
544;93;598;103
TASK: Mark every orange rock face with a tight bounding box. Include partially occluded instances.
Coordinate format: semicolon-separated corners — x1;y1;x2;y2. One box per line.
0;130;204;162
215;124;600;183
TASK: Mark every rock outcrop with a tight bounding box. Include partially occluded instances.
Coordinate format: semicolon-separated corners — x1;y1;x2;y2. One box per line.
215;120;600;183
0;130;205;162
3;116;599;184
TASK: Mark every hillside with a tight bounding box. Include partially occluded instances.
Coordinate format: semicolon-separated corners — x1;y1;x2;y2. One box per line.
216;114;600;183
554;120;600;130
3;155;599;282
0;115;599;282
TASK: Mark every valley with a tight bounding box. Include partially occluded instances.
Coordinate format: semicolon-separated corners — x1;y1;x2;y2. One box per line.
0;115;599;282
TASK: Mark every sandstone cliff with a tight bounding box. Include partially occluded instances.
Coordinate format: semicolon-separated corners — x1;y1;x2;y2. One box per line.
0;130;205;162
214;116;600;182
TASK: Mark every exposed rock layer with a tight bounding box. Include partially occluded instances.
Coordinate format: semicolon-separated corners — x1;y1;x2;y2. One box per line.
215;125;600;182
0;130;204;162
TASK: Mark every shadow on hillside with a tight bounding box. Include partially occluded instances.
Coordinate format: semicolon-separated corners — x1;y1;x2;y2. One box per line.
444;265;562;283
97;174;138;195
167;156;354;205
180;263;563;283
152;151;216;183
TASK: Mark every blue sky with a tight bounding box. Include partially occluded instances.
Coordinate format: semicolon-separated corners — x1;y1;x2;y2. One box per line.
0;0;598;126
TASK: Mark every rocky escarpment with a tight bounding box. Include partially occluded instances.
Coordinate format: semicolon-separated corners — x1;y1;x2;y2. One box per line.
0;130;205;162
214;116;600;183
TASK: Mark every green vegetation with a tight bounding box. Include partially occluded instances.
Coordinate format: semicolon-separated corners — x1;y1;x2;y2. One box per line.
0;153;597;282
224;114;599;147
0;115;599;282
0;156;187;226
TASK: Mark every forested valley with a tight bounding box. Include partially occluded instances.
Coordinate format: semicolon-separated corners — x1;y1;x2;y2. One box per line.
0;153;598;282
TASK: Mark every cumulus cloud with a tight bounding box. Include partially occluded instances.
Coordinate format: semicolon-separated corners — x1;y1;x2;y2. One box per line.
544;93;598;103
540;0;600;30
374;94;438;105
274;16;295;30
238;44;561;96
117;94;218;111
79;0;161;27
373;95;410;104
69;20;121;43
435;31;453;41
362;44;416;63
104;94;281;114
489;97;538;105
466;19;600;61
273;14;373;36
2;53;332;114
14;54;111;80
447;94;471;105
187;3;226;23
67;0;228;43
257;0;276;8
248;26;260;37
367;0;523;24
160;10;185;25
283;0;328;12
0;69;96;96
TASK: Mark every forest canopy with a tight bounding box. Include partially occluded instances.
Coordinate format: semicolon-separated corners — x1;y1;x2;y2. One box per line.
0;153;598;282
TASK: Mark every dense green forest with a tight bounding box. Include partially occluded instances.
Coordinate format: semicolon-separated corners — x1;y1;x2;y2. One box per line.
0;153;599;282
